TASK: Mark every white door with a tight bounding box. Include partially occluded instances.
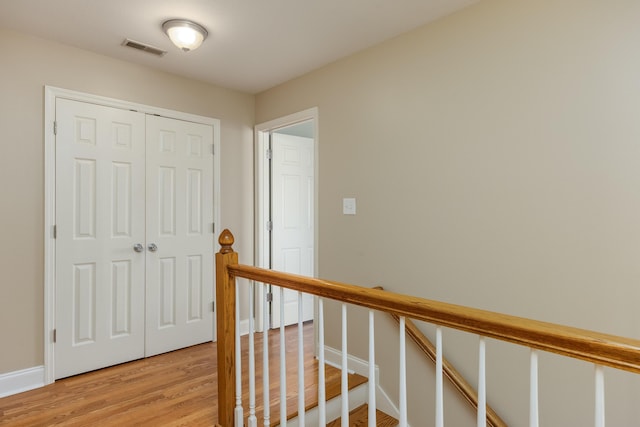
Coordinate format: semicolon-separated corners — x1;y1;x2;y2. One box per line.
144;115;214;356
271;132;315;328
55;99;146;379
55;100;215;378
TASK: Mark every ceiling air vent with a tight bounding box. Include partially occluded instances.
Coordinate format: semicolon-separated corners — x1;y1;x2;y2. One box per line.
122;39;167;57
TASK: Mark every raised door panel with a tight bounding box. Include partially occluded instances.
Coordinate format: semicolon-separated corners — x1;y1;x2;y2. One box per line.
158;257;177;327
73;160;97;239
73;263;96;344
111;163;133;238
187;255;204;322
111;260;133;337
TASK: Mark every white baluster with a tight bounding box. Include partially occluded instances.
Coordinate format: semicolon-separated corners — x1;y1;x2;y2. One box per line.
263;285;270;426
341;303;349;426
529;349;539;427
318;298;326;426
595;365;605;427
477;337;486;427
435;326;444;427
235;281;243;427
399;317;407;427
368;310;376;427
298;292;305;426
248;282;257;427
280;289;287;427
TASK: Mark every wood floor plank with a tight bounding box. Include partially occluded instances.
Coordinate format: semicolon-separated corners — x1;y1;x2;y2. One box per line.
326;404;399;427
0;322;367;426
1;338;219;426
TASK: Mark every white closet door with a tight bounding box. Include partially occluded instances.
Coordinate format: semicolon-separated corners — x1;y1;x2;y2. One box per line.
271;133;315;328
145;115;214;356
55;99;146;379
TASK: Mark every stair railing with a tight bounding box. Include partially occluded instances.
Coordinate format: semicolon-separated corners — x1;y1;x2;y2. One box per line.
216;229;640;426
374;286;507;427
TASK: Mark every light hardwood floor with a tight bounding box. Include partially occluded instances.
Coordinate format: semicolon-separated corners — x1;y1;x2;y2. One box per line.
326;404;398;427
1;337;219;426
0;323;367;426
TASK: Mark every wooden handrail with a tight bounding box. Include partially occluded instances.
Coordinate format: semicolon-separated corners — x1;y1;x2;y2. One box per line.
215;229;640;425
226;262;640;373
375;287;507;427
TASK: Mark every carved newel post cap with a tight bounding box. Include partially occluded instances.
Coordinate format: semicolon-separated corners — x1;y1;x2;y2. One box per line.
218;229;235;254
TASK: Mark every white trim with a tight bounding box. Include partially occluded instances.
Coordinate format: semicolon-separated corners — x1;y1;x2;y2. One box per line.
286;382;368;427
0;366;45;398
253;108;319;333
43;86;222;385
323;345;405;424
211;111;222;342
46;86;220;125
238;318;250;337
323;345;374;380
43;87;57;385
376;383;406;425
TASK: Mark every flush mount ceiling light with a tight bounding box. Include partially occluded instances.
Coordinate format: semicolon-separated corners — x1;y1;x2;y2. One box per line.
162;19;208;52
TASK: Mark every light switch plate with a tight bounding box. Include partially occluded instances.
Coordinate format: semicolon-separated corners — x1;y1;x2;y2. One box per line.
343;198;356;215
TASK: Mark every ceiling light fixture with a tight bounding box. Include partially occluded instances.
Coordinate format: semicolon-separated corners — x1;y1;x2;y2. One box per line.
162;19;208;52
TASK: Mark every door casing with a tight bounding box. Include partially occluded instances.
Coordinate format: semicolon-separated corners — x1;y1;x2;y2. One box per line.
254;108;319;333
44;86;221;385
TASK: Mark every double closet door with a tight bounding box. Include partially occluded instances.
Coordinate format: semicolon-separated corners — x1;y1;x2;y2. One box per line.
55;99;214;379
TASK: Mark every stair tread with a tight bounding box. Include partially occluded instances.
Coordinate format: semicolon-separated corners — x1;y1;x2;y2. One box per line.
326;404;398;427
248;363;368;426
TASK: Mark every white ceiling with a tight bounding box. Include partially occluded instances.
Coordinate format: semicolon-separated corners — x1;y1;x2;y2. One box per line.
275;120;315;139
0;0;478;94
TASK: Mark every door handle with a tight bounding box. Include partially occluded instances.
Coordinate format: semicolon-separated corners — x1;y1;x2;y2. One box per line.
133;243;144;253
148;243;158;252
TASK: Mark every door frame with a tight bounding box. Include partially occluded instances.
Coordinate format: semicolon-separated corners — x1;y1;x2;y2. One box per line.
253;107;319;332
43;86;221;385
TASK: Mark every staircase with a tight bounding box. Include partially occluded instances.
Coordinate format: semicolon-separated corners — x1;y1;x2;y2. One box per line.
326;404;398;427
234;321;397;426
283;364;398;426
244;360;398;427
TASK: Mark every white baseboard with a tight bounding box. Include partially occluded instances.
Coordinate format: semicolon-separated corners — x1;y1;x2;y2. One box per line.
376;385;409;426
0;366;45;398
239;318;250;336
321;346;410;426
287;382;368;427
323;345;372;378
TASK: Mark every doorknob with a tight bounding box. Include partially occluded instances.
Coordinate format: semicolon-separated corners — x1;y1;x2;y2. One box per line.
148;243;158;252
133;243;144;253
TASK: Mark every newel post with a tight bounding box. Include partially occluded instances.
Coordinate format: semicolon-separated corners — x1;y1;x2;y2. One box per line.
216;229;237;427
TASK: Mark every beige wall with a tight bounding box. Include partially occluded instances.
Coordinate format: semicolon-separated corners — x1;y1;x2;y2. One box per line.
0;28;255;374
256;0;640;424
